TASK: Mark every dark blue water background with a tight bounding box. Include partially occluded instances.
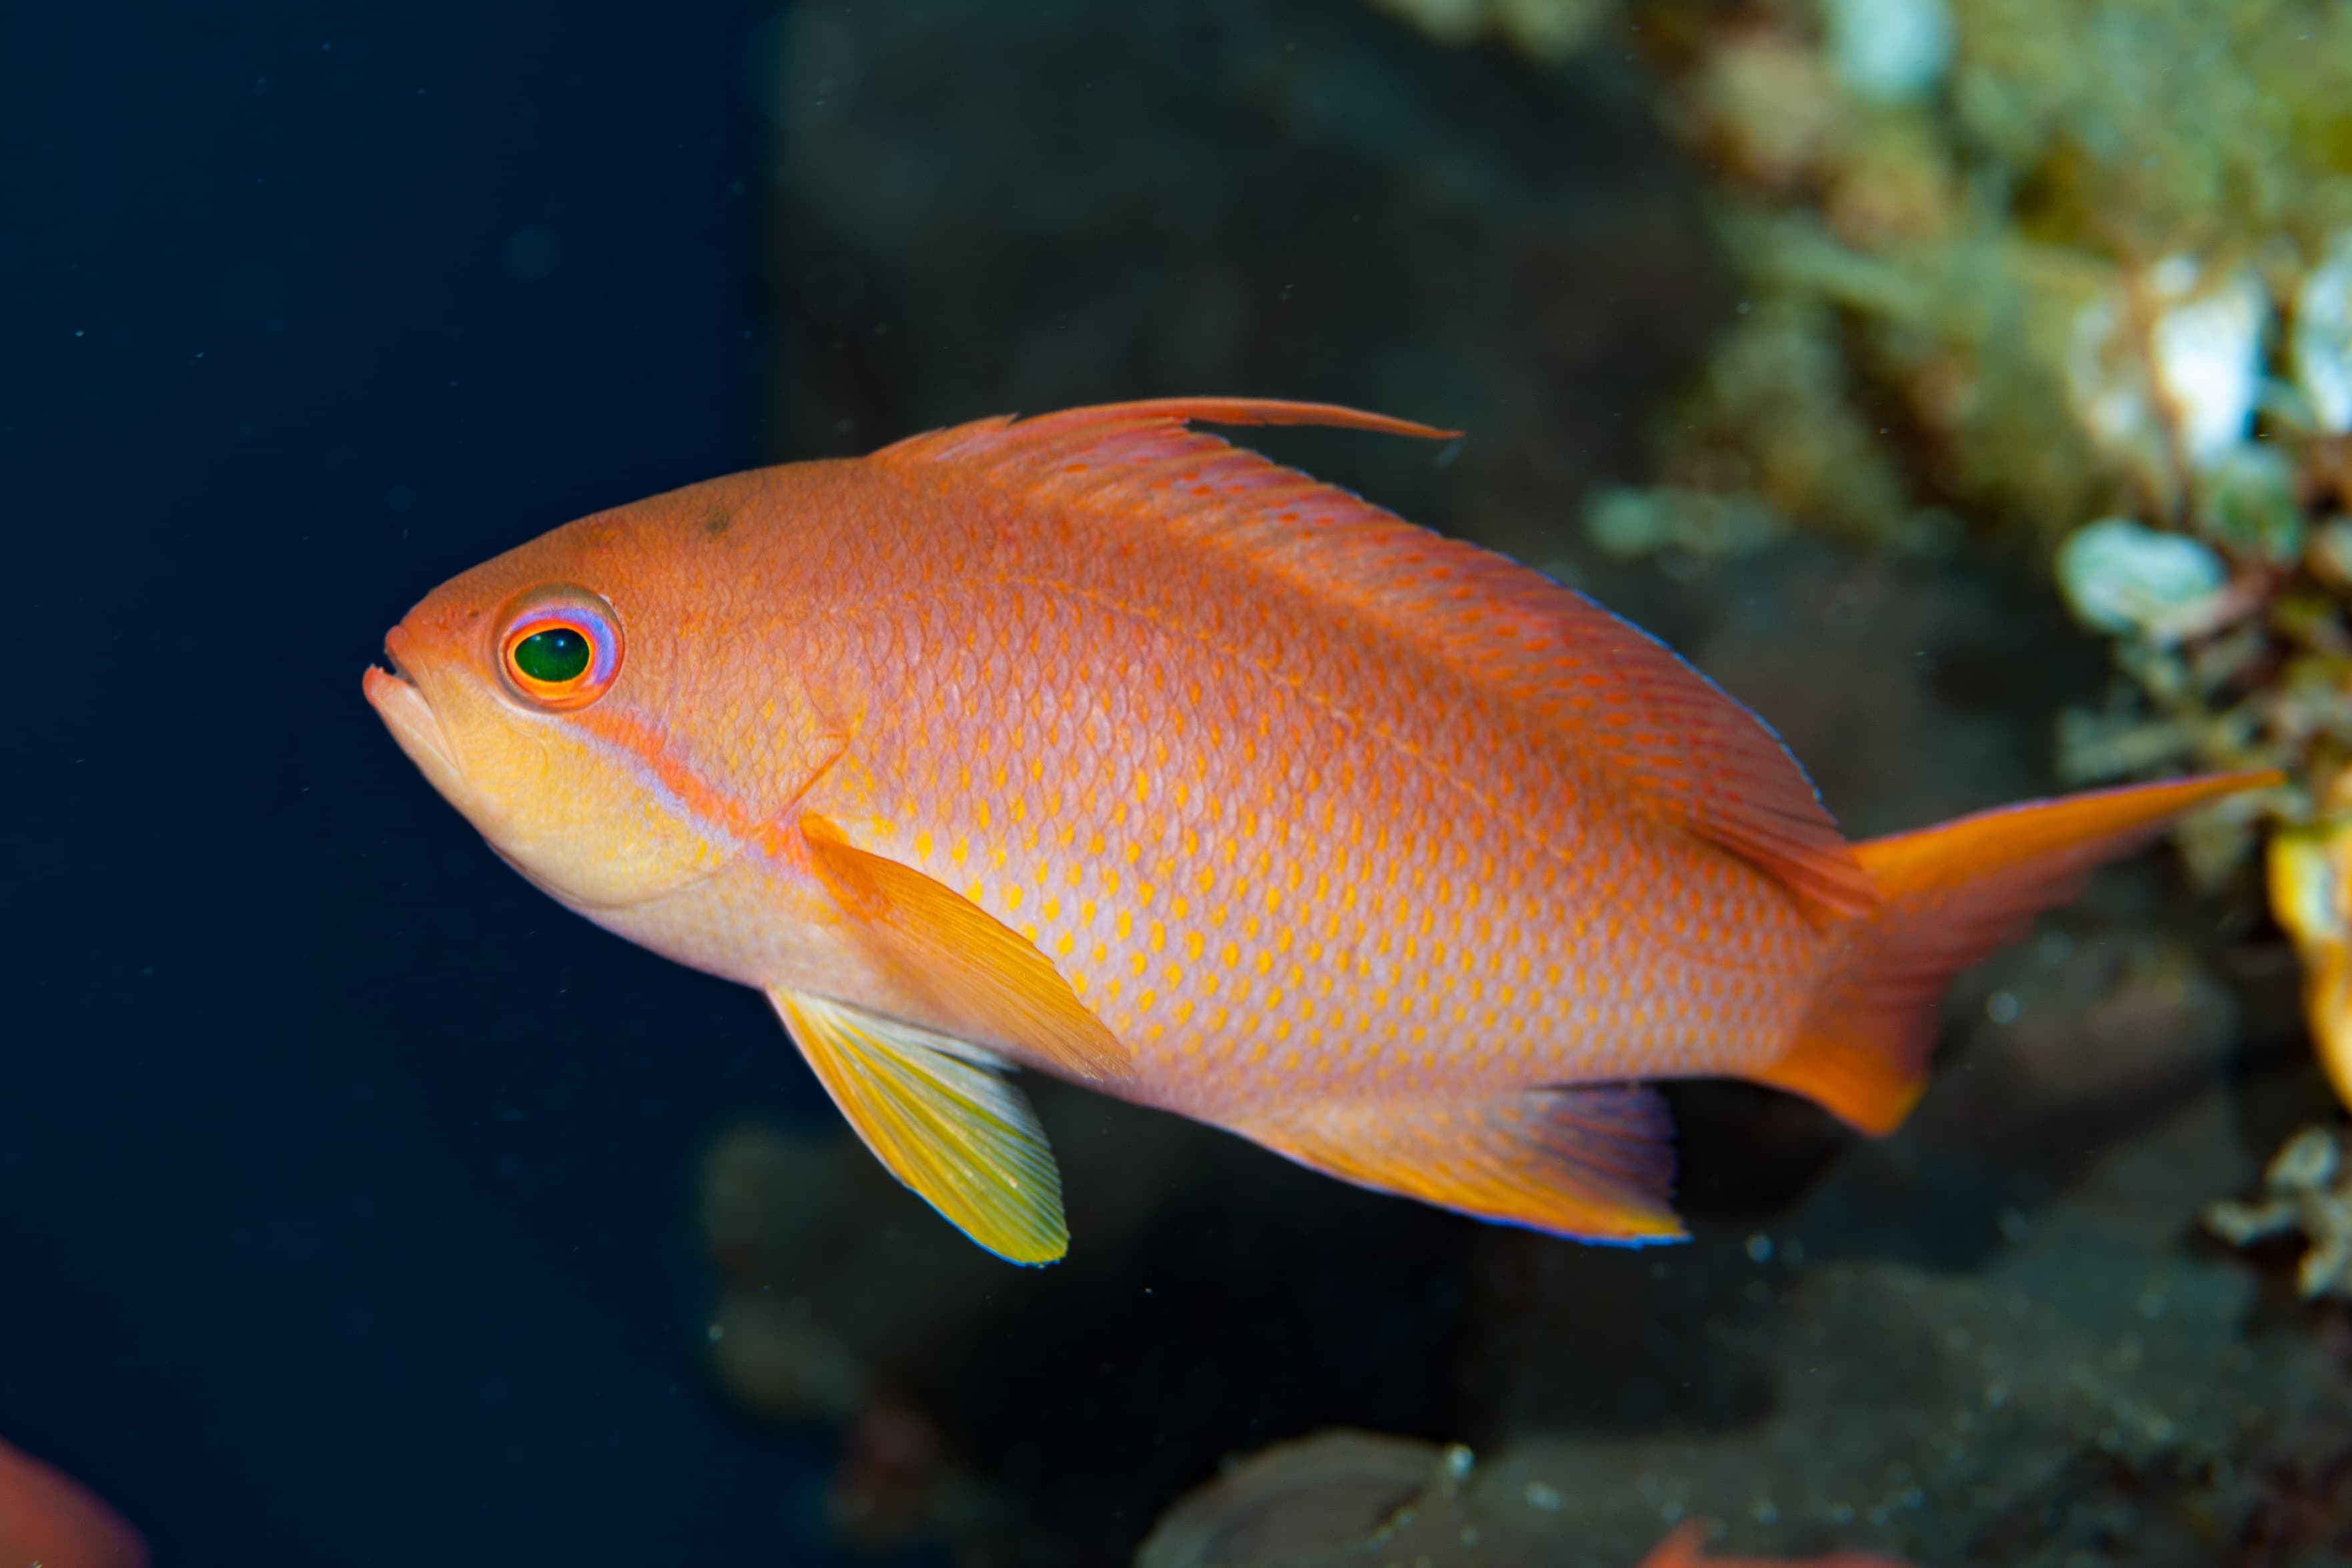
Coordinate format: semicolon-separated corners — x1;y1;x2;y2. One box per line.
2;3;857;1560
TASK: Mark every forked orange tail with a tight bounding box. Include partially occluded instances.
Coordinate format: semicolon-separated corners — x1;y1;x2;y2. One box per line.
1753;770;2282;1134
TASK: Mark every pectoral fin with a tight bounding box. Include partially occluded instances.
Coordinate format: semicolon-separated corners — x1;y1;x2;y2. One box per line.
799;814;1127;1081
767;988;1068;1264
1236;1085;1685;1244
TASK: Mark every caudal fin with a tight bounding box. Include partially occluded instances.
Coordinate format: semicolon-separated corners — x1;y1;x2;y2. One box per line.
1751;769;2281;1135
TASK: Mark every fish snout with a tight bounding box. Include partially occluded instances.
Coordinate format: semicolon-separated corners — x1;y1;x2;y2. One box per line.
364;627;464;792
380;620;423;681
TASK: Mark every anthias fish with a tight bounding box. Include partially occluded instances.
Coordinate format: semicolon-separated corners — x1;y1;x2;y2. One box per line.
366;399;2275;1263
1637;1521;1906;1568
0;1437;147;1568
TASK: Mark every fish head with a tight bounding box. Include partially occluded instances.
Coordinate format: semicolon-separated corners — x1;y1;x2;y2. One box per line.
364;502;746;912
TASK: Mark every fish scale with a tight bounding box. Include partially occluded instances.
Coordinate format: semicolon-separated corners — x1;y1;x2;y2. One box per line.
844;538;1776;1108
367;397;2280;1262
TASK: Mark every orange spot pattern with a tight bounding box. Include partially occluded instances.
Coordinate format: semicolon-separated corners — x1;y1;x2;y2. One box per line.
807;421;1831;1118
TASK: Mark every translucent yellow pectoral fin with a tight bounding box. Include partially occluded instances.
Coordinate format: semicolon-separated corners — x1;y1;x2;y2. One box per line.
767;988;1068;1265
799;814;1127;1081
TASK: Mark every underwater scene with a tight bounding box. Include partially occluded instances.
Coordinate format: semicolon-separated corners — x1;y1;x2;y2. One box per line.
13;0;2352;1562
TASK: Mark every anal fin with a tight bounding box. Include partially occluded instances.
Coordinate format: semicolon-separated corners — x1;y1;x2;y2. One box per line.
767;988;1068;1264
1236;1085;1685;1245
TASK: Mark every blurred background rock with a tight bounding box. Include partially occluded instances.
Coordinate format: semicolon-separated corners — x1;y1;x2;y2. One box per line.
759;0;1719;566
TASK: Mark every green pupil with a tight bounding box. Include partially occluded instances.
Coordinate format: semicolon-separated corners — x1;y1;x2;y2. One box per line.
514;627;592;683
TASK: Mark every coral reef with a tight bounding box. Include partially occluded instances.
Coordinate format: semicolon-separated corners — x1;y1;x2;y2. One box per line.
1128;1082;2352;1568
2207;1125;2352;1301
1450;1087;2345;1564
1138;1434;1907;1567
1515;0;2352;1109
1362;0;1614;63
1598;0;2352;561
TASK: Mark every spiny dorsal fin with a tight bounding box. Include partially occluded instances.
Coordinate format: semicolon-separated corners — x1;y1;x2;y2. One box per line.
875;398;1873;921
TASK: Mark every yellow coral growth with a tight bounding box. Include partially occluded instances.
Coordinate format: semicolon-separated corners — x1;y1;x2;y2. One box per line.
2269;815;2352;1113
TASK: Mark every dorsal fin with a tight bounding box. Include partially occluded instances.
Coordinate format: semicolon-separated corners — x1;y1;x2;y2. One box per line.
876;398;1874;920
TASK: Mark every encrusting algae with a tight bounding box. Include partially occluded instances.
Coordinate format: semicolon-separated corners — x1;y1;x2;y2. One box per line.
2205;1125;2352;1300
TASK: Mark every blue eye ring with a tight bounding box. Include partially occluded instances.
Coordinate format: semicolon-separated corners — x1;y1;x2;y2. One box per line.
496;585;623;710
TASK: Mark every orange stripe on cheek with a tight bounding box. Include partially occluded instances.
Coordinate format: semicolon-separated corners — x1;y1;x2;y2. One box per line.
572;707;765;847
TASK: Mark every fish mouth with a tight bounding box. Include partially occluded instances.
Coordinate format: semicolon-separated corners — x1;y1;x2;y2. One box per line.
363;627;463;788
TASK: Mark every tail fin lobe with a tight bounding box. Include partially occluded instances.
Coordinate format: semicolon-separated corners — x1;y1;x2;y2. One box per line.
1753;770;2281;1134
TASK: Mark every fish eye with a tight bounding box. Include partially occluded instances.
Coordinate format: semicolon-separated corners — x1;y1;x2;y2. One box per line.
514;625;591;683
496;586;623;710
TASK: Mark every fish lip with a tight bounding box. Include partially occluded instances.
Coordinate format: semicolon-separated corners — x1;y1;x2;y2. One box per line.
379;635;417;687
363;627;462;785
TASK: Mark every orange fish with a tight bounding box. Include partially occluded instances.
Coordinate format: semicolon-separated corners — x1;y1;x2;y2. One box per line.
0;1438;146;1568
364;398;2276;1263
1637;1521;1910;1568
